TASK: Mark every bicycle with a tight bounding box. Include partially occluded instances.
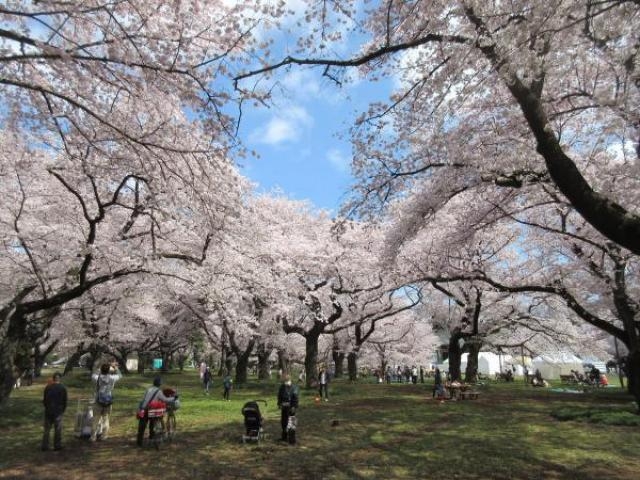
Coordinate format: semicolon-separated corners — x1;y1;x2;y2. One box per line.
165;406;177;442
148;414;166;450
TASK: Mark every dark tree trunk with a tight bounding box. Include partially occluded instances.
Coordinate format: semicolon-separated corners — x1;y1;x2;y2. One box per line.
217;347;227;376
333;347;345;379
464;339;482;383
257;344;272;381
224;356;234;377
627;350;640;413
112;348;130;374
448;329;464;382
277;349;290;377
0;340;19;406
235;352;249;384
304;331;321;389
137;352;148;375
233;339;255;385
347;351;358;382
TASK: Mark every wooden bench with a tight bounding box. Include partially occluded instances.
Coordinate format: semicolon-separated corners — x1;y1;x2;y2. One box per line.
559;374;577;384
460;390;481;400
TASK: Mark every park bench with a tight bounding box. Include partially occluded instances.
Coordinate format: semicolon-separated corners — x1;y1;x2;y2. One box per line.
559;374;577;384
459;390;481;400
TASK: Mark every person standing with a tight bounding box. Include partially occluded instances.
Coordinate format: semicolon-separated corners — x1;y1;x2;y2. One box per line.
222;372;233;401
433;367;444;398
136;376;175;447
318;367;329;402
277;375;299;443
203;367;212;395
91;361;122;441
41;372;67;451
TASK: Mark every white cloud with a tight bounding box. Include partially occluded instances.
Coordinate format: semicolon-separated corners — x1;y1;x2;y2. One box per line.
326;148;351;173
250;105;313;145
282;69;321;97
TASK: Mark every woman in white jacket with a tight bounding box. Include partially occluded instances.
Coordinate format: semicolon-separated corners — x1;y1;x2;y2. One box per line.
91;362;121;441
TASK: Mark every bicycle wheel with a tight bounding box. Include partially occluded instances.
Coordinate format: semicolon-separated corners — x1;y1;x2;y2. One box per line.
150;417;165;450
166;412;176;441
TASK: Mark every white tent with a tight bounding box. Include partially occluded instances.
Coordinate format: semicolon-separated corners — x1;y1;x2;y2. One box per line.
466;352;504;375
531;353;583;379
438;352;504;375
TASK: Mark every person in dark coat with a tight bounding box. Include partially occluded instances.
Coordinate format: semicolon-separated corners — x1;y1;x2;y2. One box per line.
433;368;444;398
41;372;67;451
277;375;299;442
318;367;329;401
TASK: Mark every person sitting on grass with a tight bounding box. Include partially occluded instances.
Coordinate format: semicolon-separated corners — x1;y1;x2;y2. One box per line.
531;369;548;387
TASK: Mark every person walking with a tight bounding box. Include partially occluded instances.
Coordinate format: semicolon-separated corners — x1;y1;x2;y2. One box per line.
41;372;67;451
277;374;299;443
318;367;329;402
203;367;212;395
91;361;121;441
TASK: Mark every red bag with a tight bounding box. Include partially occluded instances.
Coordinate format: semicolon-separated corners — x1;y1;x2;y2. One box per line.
147;399;166;418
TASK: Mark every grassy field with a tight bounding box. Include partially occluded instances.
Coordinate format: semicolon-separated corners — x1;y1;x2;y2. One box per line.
1;369;639;480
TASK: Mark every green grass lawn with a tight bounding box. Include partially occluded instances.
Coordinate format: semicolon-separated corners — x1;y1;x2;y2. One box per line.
1;370;638;480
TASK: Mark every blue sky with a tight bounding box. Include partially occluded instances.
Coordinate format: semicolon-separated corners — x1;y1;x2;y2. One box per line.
237;69;386;213
233;1;393;214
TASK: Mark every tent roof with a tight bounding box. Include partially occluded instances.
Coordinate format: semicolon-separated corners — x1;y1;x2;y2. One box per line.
532;353;582;364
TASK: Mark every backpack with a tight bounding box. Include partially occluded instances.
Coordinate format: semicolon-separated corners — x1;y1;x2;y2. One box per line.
96;376;113;406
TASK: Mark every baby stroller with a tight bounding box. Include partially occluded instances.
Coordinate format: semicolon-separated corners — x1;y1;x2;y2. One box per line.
74;398;94;439
241;400;266;443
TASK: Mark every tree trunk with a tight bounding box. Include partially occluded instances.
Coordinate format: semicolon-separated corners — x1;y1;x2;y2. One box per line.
235;351;250;384
272;349;286;378
333;348;345;379
0;338;19;406
257;344;272;381
626;350;640;413
347;351;358;382
63;344;86;376
304;332;321;389
464;340;482;383
448;330;463;382
224;356;234;377
137;352;148;374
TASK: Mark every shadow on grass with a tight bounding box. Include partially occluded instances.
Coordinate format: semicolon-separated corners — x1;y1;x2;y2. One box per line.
1;374;639;480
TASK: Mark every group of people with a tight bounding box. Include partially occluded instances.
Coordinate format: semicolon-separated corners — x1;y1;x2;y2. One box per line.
569;366;609;386
384;365;423;384
40;361;320;451
41;363;179;451
200;362;234;400
41;361;123;451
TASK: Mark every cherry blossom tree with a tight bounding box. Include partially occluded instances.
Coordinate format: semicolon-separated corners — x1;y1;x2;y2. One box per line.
235;1;640;254
0;1;259;403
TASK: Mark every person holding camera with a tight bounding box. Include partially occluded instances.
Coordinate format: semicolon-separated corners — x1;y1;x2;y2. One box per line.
91;361;121;441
